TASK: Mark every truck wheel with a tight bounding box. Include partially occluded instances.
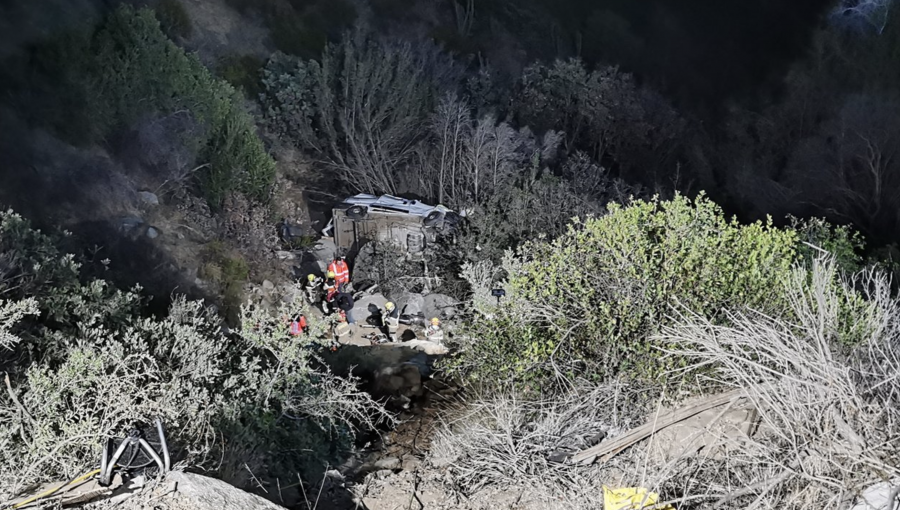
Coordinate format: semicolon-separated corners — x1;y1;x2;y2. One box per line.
346;205;367;220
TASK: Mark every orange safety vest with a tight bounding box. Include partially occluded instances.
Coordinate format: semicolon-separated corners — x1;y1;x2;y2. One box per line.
289;316;307;336
329;260;350;285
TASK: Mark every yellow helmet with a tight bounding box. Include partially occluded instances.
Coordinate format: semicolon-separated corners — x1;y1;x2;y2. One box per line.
326;270;335;279
385;302;395;310
431;317;440;326
307;274;316;282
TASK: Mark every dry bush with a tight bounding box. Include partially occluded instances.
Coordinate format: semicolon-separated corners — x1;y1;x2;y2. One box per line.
434;258;900;509
428;382;656;508
653;257;900;509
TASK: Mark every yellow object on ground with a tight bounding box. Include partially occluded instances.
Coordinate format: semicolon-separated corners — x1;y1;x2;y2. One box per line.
603;486;675;510
11;468;101;508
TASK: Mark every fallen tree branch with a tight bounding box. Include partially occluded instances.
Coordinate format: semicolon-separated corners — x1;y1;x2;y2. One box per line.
570;389;744;465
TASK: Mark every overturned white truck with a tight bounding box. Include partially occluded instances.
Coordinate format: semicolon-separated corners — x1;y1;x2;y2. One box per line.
322;194;461;258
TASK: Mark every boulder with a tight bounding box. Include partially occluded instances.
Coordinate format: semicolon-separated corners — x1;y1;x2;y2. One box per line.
401;293;426;316
81;471;286;510
401;455;422;472
311;237;337;272
160;472;286;510
146;226;160;239
372;364;423;398
374;457;401;471
352;294;389;325
276;250;295;260
119;216;144;233
138;191;160;206
423;293;458;321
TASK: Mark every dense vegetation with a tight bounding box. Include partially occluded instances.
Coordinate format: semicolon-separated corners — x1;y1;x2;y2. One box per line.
451;193;878;384
0;210;386;499
9;6;274;206
2;0;900;507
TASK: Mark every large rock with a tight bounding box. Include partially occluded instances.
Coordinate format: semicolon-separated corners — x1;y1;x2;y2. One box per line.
160;472;286;510
311;237;337;273
119;216;144;233
83;471;286;510
422;293;458;321
400;293;425;316
353;294;389;325
372;364;422;399
138;191;159;206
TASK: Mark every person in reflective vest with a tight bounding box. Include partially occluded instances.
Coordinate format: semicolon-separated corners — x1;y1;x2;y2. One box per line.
381;301;399;341
289;314;308;336
425;317;444;344
327;255;350;287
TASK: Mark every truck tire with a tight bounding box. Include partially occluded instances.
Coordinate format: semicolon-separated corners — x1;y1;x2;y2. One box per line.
346;205;368;220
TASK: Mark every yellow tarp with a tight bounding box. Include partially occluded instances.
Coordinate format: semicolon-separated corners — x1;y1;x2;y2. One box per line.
603;486;675;510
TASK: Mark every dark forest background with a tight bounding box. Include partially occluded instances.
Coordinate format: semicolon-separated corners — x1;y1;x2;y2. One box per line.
1;0;899;256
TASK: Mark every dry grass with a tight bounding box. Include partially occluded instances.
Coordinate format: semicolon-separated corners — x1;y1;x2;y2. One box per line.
655;257;900;508
429;258;900;509
428;382;656;508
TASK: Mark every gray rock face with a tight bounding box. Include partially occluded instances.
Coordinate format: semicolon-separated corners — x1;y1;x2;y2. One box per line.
120;216;144;233
401;293;426;316
85;471;286;510
373;457;401;471
352;294;389;325
138;191;160;206
161;472;286;510
423;293;457;321
401;455;422;472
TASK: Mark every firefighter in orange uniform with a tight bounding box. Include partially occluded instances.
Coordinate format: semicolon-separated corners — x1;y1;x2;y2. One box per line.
328;254;350;288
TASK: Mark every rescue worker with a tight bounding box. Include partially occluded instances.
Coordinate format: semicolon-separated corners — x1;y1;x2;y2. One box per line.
289;314;308;336
381;301;400;342
305;273;323;304
327;254;350;288
334;291;355;324
323;271;338;313
424;317;444;344
332;311;351;348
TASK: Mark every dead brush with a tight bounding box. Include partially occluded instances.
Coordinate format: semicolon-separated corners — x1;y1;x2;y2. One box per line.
428;257;900;510
655;256;900;509
428;382;653;508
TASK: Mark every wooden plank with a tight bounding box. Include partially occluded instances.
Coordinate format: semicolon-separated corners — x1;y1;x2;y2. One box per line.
570;389;744;465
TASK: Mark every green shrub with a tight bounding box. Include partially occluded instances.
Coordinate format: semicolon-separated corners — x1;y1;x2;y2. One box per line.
201;241;251;320
790;216;864;272
0;210;388;499
23;6;275;207
217;54;264;96
155;0;193;40
450;194;801;383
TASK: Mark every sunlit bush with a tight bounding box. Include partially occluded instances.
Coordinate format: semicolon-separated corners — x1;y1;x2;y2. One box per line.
450;194;801;383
